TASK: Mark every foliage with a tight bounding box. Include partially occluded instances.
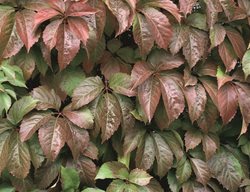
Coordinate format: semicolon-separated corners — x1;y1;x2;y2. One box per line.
0;0;250;191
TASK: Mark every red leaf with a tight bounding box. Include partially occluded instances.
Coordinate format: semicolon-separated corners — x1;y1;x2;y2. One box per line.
104;0;131;35
184;84;207;123
218;83;238;124
179;0;198;17
43;19;63;50
184;130;203;151
131;61;153;89
202;134;218;160
133;13;154;55
138;77;161;122
56;24;80;70
145;0;182;22
34;8;61;30
209;24;226;50
66;1;97;17
199;77;218;107
67;17;89;45
15;10;39;52
46;0;65;13
38;117;67;161
218;40;237;72
159;75;185;125
142;7;173;50
226;27;246;59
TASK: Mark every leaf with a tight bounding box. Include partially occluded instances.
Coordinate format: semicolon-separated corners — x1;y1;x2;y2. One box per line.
142;179;164;192
176;158;192;184
218;40;238;72
129;168;152;186
218;83;238;124
169;25;189;55
66;122;89;160
138;77;161;122
209;24;226;49
75;157;97;186
15;10;39;52
226;27;246;59
152;132;173;178
141;7;173;50
136;134;155;170
82;188;105;192
183;28;208;68
190;158;211;184
20;112;51;142
159;75;185;124
7;96;37;125
35;161;60;189
56;23;81;70
179;0;198;16
131;61;153;89
145;0;182;22
208;149;244;191
38;117;67;161
242;49;250;78
106;180;128;192
184;130;203;151
72;76;104;109
123;123;146;155
184;84;207;123
0;119;14;134
31;86;61;111
7;131;31;178
104;0;131;36
96;93;122;142
0;92;11;115
63;107;93;129
186;13;207;31
61;166;80;191
0;131;10;174
133;13;154;55
95;161;129;180
202;134;218;160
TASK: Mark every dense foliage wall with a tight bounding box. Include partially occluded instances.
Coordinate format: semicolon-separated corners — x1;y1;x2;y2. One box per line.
0;0;250;191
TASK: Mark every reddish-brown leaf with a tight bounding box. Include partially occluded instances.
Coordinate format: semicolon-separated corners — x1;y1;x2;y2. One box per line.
209;24;226;50
179;0;198;16
20;113;51;142
145;0;182;22
66;122;89;160
56;24;80;70
190;158;211;185
183;28;208;68
202;134;218;160
184;130;203;151
196;60;217;77
67;17;89;45
38;117;67;161
142;7;173;50
218;40;238;72
226;27;246;59
138;77;161;122
133;13;154;55
82;142;99;160
96;93;122;142
66;1;97;17
159;75;185;125
42;19;63;50
15;10;39;52
169;25;189;55
218;83;238;124
131;61;153;89
184;84;207;123
183;67;198;86
104;0;131;36
46;0;65;13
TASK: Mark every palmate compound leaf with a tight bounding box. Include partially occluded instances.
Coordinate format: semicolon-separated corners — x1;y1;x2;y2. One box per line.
208;148;244;191
7;131;31;179
72;76;104;109
38;117;67;161
7;96;37;125
152;132;173;178
96;93;122;143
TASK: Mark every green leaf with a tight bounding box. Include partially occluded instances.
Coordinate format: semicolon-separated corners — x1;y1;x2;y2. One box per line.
106;180;128;192
107;39;122;53
0;131;10;174
186;13;207;31
0;184;15;192
167;170;180;192
7;96;37;125
95;161;129;180
116;47;135;63
0;92;11;115
208;148;244;191
82;188;105;192
176;157;192;184
7;131;31;178
241;141;250;157
129;168;152;186
61;166;80;191
242;49;250;78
